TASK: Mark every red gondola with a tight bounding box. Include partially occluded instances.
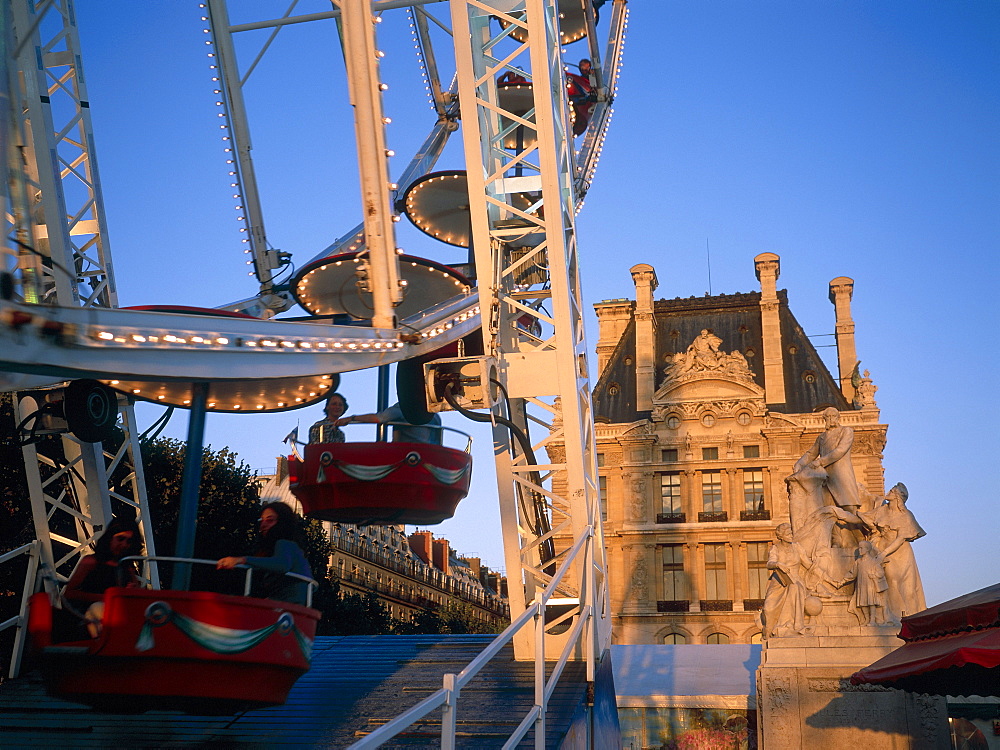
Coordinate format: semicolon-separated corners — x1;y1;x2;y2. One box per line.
289;439;473;526
28;563;319;714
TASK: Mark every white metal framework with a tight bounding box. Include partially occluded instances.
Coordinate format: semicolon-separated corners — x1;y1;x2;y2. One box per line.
1;0;157;678
450;0;611;662
0;0;628;740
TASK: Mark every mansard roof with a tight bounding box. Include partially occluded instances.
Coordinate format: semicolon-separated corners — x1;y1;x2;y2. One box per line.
592;290;849;423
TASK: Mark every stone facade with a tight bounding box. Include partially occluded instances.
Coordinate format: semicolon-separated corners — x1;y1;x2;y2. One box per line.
256;465;509;628
555;253;889;645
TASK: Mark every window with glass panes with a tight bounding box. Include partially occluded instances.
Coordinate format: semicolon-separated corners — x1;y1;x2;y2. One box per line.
702;471;723;512
599;475;608;521
743;469;764;511
706;632;730;644
746;542;769;599
704;543;728;599
660;472;682;514
663;632;686;644
662;544;686;600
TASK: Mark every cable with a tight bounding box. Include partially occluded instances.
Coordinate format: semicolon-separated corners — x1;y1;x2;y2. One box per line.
442;380;554;564
139;406;175;442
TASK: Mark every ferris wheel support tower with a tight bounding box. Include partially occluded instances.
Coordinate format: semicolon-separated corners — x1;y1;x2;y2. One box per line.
449;0;612;662
2;0;157;677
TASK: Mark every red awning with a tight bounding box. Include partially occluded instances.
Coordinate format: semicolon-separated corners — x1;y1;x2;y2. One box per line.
851;582;1000;697
900;583;1000;640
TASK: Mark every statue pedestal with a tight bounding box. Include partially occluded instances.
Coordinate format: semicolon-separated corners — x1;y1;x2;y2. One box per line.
756;610;949;749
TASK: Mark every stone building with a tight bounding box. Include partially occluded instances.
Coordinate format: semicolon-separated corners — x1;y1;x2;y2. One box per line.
569;253;887;645
256;461;509;628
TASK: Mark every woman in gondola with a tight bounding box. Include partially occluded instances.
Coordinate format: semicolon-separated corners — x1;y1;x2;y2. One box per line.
64;517;144;636
217;502;313;605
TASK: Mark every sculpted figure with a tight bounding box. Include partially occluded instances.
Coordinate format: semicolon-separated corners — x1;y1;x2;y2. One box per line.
786;460;827;530
854;369;878;409
761;524;813;638
675;329;723;375
862;482;926;618
838;540;893;626
793;407;860;514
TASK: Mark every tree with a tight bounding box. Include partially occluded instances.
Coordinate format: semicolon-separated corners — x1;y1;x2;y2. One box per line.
314;578;394;635
395;601;507;635
138;437;332;590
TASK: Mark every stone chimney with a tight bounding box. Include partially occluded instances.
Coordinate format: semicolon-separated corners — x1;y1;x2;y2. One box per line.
464;556;481;579
594;299;634;376
432;538;450;575
754;253;786;405
829;276;858;403
408;530;432;566
630;263;658;411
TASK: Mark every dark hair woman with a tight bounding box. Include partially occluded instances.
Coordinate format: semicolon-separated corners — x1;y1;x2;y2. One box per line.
63;517;144;636
216;502;313;605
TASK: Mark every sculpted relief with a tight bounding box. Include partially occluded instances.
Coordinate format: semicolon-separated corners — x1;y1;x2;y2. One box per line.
661;330;756;385
761;408;927;637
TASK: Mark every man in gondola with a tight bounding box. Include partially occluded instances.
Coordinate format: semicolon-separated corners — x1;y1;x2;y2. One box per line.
308;392;348;444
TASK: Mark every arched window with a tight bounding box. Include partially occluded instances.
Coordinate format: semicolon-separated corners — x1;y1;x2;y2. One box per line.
663;632;686;645
706;632;730;645
749;632;763;644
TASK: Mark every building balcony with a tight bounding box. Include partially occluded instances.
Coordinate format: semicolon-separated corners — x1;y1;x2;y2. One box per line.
700;599;734;612
740;509;771;521
656;600;690;612
743;599;765;611
655;512;686;524
697;511;728;523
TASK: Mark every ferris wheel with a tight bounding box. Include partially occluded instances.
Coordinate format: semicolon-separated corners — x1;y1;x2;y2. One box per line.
0;0;627;729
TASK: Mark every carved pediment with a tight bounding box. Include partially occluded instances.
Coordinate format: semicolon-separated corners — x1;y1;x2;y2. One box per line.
655;330;761;402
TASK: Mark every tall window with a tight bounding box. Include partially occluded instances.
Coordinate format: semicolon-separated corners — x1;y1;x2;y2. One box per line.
746;542;769;600
702;471;723;512
706;632;731;645
704;543;728;599
660;472;682;514
743;469;765;511
662;544;686;600
596;452;605;467
598;475;608;521
663;632;687;644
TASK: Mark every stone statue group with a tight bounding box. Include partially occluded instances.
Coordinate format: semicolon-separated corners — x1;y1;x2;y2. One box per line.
761;408;926;638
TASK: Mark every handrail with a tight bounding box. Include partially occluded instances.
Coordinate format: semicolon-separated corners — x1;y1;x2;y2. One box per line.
0;542;36;566
348;524;598;749
337;421;474;453
119;555;320;608
1;541;40;679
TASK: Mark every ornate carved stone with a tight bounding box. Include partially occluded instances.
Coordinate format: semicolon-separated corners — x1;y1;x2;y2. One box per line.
806;678;890;693
852;429;887;457
630;551;649;600
854;369;878;409
659;330;757;387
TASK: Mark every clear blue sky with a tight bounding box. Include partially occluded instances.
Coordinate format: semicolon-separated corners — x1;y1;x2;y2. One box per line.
72;2;999;606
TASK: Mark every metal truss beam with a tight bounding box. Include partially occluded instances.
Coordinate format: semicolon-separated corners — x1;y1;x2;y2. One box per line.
2;0;156;678
450;0;611;661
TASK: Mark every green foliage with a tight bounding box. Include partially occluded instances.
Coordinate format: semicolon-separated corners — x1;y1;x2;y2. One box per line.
315;578;394;635
395;601;507;635
139;437;334;589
